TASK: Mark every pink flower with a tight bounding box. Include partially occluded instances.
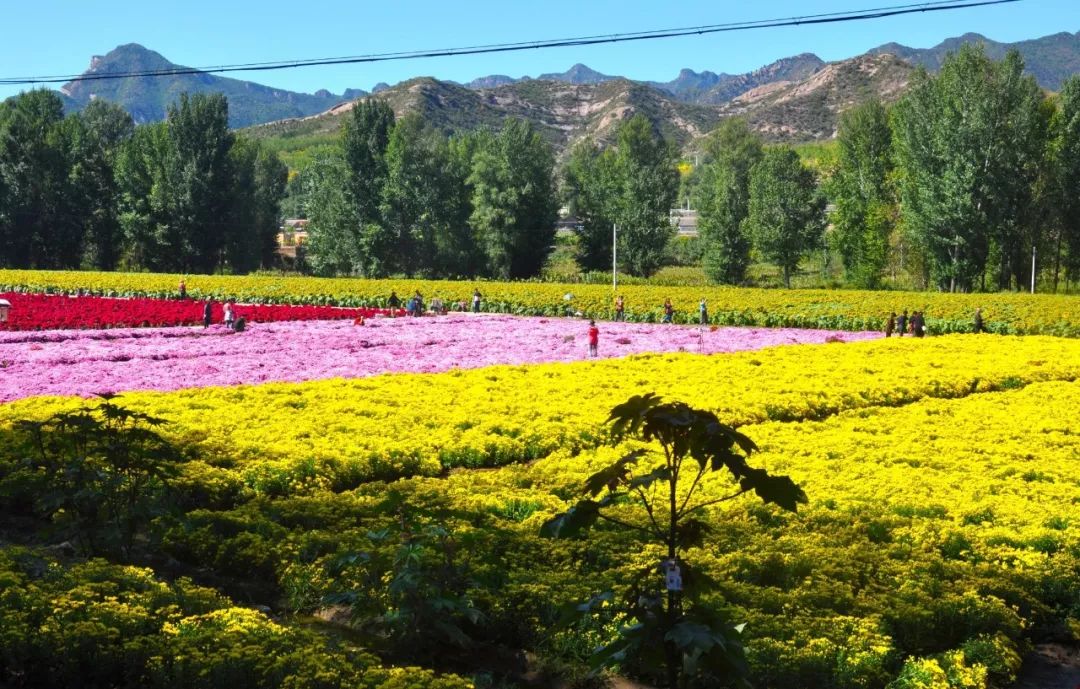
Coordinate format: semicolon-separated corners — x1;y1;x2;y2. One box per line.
0;315;881;402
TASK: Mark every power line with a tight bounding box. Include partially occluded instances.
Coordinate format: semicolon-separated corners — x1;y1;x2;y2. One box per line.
0;0;1021;86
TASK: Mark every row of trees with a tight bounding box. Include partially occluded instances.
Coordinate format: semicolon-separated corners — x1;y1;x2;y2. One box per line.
302;107;690;280
4;45;1078;288
693;44;1080;291
0;91;287;273
301;101;559;279
693;120;826;288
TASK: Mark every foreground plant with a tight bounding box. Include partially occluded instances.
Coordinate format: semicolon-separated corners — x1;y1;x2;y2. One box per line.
541;394;807;688
9;396;179;556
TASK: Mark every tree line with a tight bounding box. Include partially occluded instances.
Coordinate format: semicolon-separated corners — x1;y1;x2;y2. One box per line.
298;101;560;279
0;91;287;274
694;44;1080;292
3;44;1079;290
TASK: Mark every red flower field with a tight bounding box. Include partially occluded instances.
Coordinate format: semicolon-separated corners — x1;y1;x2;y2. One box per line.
0;293;388;331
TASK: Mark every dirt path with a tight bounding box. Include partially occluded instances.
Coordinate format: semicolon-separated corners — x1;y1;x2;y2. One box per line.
1010;644;1080;689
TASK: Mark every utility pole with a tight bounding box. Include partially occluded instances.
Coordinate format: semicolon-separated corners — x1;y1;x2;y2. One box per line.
613;223;618;292
1031;244;1036;294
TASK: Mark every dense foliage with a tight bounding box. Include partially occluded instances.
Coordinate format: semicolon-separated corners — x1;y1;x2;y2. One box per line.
693;119;763;285
744;148;827;289
0;91;287;274
0;548;472;688
690;48;1080;292
826;101;895;289
893;45;1050;292
304;103;558;280
565;115;679;278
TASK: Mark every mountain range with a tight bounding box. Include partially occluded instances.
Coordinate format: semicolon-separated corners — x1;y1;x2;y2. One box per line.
59;44;363;127
49;30;1080;146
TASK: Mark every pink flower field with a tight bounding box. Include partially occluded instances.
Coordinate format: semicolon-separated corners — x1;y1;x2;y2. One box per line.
0;314;881;402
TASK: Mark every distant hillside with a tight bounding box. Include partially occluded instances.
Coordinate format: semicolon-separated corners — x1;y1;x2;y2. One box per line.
646;54;827;104
48;28;1079;134
248;75;724;154
712;53;914;142
462;55;826;104
869;30;1080;90
247;53;914;158
458;30;1078;102
59;44;364;128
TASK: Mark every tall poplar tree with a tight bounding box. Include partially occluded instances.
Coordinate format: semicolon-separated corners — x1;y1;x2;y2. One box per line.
0;90;74;268
1058;76;1080;289
563;139;618;271
613;115;679;278
468;119;558;279
893;46;1049;291
744;147;826;288
68;100;134;270
827;101;895;288
694;118;763;284
566;115;678;277
166;93;235;273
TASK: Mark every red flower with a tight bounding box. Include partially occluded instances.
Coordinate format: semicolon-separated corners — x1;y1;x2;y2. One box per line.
0;293;390;331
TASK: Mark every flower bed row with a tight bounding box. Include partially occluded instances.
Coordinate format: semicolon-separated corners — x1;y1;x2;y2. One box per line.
2;269;1078;335
0;292;388;331
0;315;879;402
20;379;1074;689
4;334;1077;495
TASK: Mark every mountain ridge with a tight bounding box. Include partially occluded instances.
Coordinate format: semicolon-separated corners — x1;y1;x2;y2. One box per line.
32;28;1080;139
58;43;366;128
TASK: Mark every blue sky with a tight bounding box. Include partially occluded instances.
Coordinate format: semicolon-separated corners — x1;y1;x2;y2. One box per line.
1;0;1075;100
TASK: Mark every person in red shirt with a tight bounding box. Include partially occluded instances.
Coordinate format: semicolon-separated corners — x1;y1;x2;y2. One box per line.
588;320;599;357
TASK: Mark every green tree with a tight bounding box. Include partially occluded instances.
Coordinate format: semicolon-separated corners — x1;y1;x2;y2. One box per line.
380;114;469;276
566;116;678;277
165;93;235;273
253;145;289;268
827;101;895;288
744;147;826;288
694;119;763;284
0;90;76;268
1058;76;1080;289
438;134;484;277
221;137;288;273
541;394;806;689
468;119;558;279
342;99;395;228
116;122;178;271
612;115;679;278
68;100;134;270
563;139;618;271
303;99;398;276
304;154;364;275
893;46;1050;291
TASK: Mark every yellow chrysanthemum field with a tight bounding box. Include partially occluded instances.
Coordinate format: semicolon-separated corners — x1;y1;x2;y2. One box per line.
1;268;1079;689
